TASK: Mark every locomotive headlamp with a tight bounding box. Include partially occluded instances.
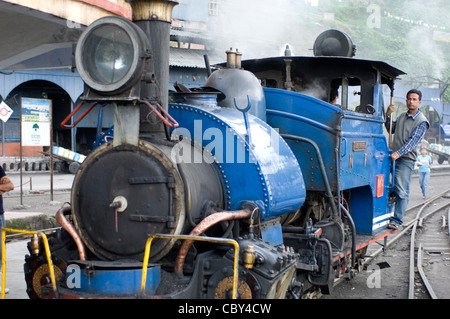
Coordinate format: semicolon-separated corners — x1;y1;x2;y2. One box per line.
75;16;151;99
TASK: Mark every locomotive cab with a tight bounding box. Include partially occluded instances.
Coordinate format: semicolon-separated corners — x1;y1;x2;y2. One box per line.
239;33;405;235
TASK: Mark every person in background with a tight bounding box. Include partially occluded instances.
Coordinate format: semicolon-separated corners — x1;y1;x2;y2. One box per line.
416;148;432;199
385;89;429;230
0;165;14;228
330;87;340;106
0;165;14;295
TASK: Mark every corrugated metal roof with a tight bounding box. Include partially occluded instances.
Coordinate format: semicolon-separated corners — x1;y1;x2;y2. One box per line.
170;28;208;42
169;47;224;69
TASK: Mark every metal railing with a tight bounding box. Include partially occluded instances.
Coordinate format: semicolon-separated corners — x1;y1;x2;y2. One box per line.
1;227;58;299
1;230;240;299
141;234;240;299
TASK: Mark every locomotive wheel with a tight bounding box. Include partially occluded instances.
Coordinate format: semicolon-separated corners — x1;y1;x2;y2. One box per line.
24;254;66;299
207;266;260;299
214;276;252;299
31;264;64;298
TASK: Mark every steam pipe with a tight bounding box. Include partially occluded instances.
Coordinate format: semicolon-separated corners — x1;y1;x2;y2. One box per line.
203;54;211;77
388;86;394;148
339;204;356;269
55;205;86;261
174;209;252;276
281;134;338;219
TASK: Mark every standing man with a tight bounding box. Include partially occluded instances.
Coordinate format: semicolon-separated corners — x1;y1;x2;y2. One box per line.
0;165;14;228
385;89;429;229
0;165;14;295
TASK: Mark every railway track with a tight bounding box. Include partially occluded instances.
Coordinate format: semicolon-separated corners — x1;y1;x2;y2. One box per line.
410;191;450;299
363;188;450;299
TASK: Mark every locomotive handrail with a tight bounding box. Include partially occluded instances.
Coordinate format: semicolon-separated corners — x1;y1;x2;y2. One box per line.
1;227;58;299
267;109;337;135
141;234;240;299
140;99;179;128
341;113;385;123
60;101;99;129
234;96;252;145
387;157;396;190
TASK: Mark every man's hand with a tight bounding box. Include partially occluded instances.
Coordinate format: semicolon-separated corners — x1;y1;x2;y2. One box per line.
391;152;400;161
0;176;14;192
386;104;395;116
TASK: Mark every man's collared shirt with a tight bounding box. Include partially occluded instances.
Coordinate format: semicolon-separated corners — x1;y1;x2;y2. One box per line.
386;110;428;157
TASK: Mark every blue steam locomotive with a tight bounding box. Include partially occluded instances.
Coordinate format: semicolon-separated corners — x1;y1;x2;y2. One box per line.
24;1;403;299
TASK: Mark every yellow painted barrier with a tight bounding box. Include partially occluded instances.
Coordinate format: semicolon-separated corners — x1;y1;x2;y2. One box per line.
1;227;58;299
141;234;240;299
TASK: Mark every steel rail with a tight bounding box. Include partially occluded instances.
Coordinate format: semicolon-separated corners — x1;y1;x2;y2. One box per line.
362;188;450;267
448;207;450;237
408;195;450;299
362;189;450;299
416;243;438;299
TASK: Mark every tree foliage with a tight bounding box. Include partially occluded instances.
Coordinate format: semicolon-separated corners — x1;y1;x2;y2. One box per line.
318;0;450;101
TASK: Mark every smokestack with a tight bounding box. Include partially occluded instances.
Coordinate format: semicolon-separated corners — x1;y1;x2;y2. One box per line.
128;0;179;134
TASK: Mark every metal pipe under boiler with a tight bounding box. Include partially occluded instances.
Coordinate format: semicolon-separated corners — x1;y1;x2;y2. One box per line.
55;205;86;261
174;209;251;276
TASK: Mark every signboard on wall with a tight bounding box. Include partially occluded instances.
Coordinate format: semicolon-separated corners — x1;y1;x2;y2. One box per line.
0;101;13;122
21;97;51;146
